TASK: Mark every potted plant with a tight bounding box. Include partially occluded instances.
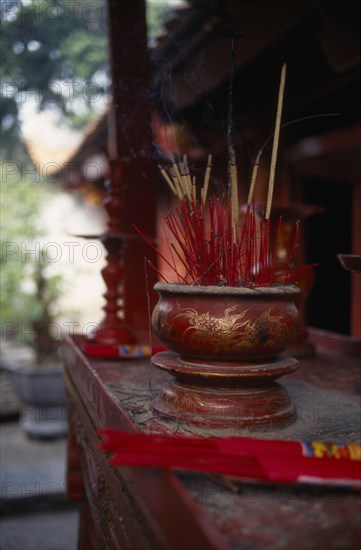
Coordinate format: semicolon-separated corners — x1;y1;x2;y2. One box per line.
0;164;67;438
1;249;67;438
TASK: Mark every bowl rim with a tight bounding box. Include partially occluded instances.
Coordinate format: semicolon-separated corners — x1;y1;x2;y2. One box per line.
337;254;361;273
154;282;300;296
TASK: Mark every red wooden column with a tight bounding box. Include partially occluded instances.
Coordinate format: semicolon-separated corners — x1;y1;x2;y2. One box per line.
92;1;158;344
351;181;361;338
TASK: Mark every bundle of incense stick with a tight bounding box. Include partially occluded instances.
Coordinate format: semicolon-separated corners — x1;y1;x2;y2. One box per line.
135;65;316;287
101;430;361;488
135;164;316;286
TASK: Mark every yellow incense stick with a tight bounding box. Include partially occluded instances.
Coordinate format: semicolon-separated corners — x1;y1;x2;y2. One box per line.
170;166;183;199
265;63;286;219
173;162;188;199
179;161;192;199
202;154;212;204
247;149;262;205
192;176;196;202
158;165;177;196
230;147;238;234
183;155;193;195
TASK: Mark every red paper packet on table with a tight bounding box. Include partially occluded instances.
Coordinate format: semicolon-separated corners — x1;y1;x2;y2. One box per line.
100;430;361;489
81;344;166;359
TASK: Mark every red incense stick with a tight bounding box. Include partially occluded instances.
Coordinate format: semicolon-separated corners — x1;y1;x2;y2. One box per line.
101;430;361;488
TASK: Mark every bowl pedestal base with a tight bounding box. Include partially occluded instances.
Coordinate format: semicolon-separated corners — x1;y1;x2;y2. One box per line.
152;352;298;430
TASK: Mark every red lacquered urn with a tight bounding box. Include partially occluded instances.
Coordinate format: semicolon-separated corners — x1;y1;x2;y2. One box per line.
151;282;302;431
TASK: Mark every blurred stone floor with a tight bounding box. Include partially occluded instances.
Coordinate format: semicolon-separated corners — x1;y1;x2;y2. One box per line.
0;371;79;550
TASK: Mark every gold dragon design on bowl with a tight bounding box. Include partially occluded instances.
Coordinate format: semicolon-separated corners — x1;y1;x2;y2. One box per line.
159;304;293;354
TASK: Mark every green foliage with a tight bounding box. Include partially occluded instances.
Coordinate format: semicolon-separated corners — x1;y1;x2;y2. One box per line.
0;0;109;158
0;0;175;359
0;0;176;158
0;162;62;361
146;1;169;38
0;161;42;243
60;30;108;80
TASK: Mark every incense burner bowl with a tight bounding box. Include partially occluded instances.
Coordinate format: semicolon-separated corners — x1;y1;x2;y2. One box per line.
151;282;302;431
152;283;301;361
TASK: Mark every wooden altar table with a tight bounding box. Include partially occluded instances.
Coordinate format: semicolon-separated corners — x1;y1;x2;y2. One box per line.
63;331;361;550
